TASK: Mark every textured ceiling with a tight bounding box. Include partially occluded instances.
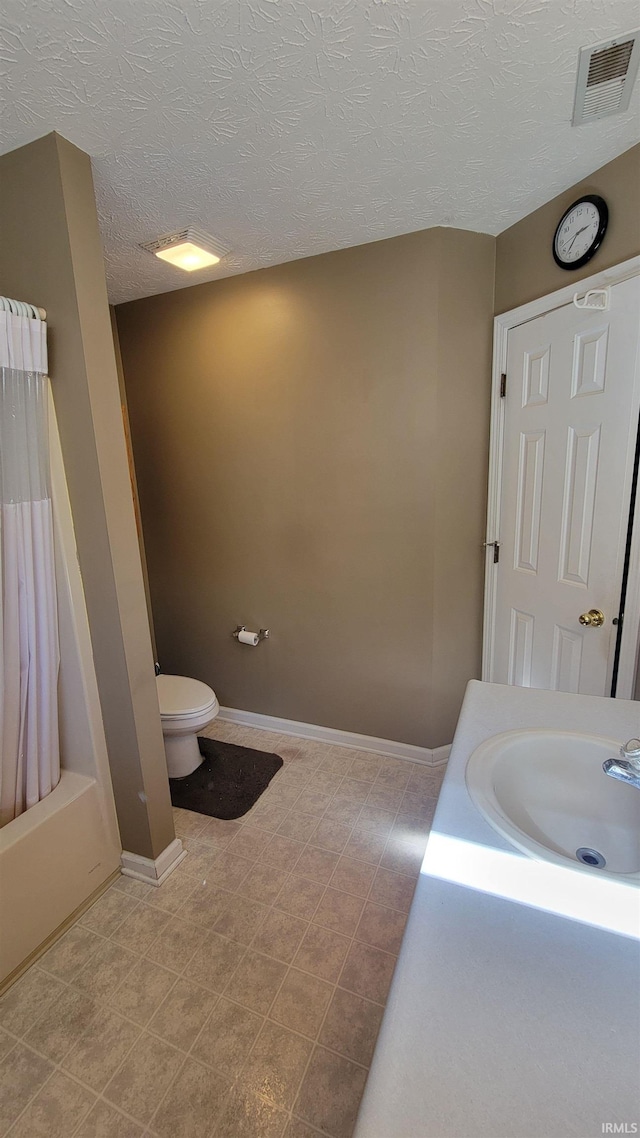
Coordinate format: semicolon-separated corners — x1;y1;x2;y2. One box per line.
2;0;640;304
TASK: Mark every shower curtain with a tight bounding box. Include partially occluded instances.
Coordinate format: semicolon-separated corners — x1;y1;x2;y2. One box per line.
0;309;60;826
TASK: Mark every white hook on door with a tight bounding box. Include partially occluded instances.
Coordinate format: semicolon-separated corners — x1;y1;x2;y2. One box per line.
573;287;610;311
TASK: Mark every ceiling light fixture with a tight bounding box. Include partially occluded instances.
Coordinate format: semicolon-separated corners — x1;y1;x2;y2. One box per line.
140;227;230;272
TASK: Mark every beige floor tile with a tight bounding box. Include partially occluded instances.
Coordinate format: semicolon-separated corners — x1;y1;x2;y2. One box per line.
174;839;220;880
391;811;432;844
215;1084;288;1138
237;862;289;905
342;827;387;866
276;811;320;842
309;818;352;854
111;875;157;900
324;800;364;828
213;895;269;946
307;771;339;796
0;1043;53;1134
374;765;412;791
145;915;209;972
145;873;197;915
247;804;291;832
74;939;138;1002
223;950;287;1015
292;789;332;817
380;834;424;877
293;925;351;984
80;890;139;937
242;1020;312;1110
104;1032;183;1124
368;867;416;913
347;756;382;783
191;998;263;1080
319;987;384;1066
329;856;377;899
312;888;364;937
285;1117;326;1138
111;903;171;953
0;968;65;1037
227;825;274;861
205;851;256;891
174;882;234;931
74;1098;144;1136
148;978;218;1050
269;968;333;1038
151;1057;229;1138
274;874;325;921
398;793;437;823
197;818;243;849
0;1031;13;1062
8;1069;95;1138
339;941;397;1005
108;959;177;1026
334;778;370;805
251;909;308;963
38;925;103;982
365;785;404;811
355;900;407;954
293;846;339;884
294;1045;368;1138
26;986;97;1061
263;834;307;870
62;1007;141;1092
355;806;396;835
183;932;243;993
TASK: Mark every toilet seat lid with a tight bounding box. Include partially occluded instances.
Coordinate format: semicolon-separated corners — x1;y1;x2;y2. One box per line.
156;674;217;717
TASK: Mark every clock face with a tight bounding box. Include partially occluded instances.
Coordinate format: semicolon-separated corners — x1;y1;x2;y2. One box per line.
553;196;608;270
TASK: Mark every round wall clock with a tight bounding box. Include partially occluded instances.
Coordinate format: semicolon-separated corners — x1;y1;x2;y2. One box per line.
552;195;608;270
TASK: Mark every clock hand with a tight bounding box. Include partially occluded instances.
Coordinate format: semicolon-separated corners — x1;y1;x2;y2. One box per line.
566;225;589;252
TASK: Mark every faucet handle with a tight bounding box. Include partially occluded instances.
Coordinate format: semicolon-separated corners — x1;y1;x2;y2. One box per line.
621;739;640;767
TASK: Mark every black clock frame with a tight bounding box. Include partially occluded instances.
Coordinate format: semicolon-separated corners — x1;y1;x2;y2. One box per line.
552;194;609;271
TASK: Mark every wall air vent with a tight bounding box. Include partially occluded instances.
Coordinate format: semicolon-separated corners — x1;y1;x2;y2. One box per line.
572;32;640;125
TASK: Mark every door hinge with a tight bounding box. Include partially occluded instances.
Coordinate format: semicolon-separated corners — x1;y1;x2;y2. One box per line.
483;540;501;563
500;373;507;398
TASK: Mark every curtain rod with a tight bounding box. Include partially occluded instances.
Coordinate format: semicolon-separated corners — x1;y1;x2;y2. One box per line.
0;296;46;321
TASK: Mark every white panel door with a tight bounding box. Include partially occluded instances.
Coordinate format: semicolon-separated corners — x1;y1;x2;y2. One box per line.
491;275;640;696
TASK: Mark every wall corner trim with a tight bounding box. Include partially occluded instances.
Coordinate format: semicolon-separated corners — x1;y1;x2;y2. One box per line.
219;706;451;767
120;837;186;886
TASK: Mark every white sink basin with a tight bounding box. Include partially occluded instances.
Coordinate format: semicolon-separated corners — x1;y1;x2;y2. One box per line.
465;730;640;879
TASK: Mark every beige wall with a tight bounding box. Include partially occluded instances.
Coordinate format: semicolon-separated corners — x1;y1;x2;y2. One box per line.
116;228;495;749
0;133;174;859
495;143;640;313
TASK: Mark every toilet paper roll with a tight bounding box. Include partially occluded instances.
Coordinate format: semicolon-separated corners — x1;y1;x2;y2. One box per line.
238;629;260;646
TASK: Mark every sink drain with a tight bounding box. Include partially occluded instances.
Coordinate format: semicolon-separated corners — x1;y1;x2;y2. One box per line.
576;847;606;868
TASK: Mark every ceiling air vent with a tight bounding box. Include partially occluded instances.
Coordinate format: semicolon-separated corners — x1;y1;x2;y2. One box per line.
572;32;640;124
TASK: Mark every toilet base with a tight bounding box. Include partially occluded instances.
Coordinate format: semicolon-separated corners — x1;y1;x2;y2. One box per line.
163;731;204;779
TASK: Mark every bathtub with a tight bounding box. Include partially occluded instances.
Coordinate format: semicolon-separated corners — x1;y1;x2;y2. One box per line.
0;391;121;987
0;770;118;982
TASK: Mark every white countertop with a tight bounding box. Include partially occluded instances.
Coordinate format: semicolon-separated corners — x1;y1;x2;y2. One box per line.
354;681;640;1138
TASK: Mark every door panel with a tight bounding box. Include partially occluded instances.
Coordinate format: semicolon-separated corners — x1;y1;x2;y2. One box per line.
491;275;640;697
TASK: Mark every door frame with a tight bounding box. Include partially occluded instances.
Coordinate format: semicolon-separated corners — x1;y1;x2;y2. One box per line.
483;254;640;698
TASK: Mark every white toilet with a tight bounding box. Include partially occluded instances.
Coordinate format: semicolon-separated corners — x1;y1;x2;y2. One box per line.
156;673;219;779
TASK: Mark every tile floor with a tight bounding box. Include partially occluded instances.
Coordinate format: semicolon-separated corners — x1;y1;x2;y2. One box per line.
0;721;444;1138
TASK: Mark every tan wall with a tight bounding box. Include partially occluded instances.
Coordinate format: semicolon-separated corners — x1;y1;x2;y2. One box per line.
0;133;174;858
495;143;640;313
116;228;495;749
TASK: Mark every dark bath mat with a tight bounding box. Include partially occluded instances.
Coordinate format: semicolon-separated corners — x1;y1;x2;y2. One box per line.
169;736;283;820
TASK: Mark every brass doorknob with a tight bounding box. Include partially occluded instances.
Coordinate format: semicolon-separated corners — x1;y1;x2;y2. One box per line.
579;609;605;627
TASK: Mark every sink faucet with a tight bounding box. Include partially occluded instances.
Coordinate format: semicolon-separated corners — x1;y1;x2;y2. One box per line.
603;738;640;789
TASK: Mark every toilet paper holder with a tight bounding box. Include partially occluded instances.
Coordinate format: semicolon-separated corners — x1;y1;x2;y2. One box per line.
232;625;270;643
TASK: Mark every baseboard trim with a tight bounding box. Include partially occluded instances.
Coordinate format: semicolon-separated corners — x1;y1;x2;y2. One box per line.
218;706;451;768
120;837;187;886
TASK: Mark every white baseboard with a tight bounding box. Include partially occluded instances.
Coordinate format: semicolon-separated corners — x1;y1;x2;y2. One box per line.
120;837;187;887
218;706;451;768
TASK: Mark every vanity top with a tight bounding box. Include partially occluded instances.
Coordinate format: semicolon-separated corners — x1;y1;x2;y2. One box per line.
354;681;640;1138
